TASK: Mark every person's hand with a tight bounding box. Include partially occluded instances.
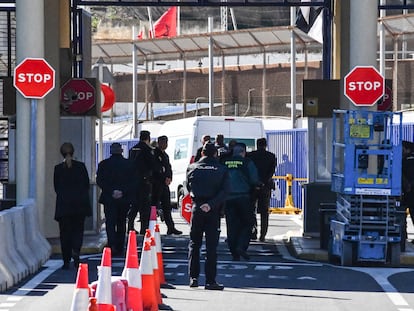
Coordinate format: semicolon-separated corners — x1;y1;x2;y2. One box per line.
112;190;123;199
200;203;211;213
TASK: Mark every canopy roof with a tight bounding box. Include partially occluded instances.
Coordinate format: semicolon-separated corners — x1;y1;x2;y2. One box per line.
380;13;414;37
92;25;322;64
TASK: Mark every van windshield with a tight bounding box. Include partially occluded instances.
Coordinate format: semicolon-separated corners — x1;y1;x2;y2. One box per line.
224;138;256;152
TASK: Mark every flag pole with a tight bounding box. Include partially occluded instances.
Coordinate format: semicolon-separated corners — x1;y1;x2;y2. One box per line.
177;5;180;36
147;7;154;38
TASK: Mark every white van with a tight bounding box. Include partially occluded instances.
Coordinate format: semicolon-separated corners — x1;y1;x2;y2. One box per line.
157;116;265;205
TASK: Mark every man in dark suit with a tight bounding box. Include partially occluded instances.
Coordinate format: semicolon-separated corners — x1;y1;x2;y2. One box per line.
194;134;211;162
152;135;182;235
128;130;157;234
97;142;135;256
247;138;277;242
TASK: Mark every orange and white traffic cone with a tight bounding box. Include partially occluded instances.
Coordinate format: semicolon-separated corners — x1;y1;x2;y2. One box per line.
150;237;173;311
122;230;143;311
149;206;158;234
155;224;175;290
70;263;90;311
95;247;114;311
150;236;162;305
140;241;158;311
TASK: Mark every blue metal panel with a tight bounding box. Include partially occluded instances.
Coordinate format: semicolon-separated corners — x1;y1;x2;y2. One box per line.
96;139;139;166
266;129;308;209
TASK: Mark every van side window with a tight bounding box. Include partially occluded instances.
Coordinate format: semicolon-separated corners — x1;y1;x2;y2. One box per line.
174;138;189;160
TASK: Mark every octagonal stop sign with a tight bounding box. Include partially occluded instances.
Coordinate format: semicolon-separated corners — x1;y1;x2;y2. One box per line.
14;58;55;99
61;78;96;115
344;66;385;106
181;194;193;224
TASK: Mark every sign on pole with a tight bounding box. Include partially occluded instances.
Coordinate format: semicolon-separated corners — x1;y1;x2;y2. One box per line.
61;78;96;114
181;194;192;224
344;66;385;106
14;58;55;99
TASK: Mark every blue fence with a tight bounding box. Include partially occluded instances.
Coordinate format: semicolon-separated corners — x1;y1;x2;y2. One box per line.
98;123;414;211
266;129;308;209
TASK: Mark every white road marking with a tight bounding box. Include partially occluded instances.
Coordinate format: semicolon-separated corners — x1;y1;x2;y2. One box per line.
12;260;61;296
350;267;414;310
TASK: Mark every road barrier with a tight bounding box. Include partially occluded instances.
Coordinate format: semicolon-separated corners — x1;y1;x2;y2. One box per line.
0;200;51;292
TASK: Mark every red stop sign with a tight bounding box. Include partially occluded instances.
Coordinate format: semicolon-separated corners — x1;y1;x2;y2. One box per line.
181;194;193;224
344;66;384;106
14;58;55;99
61;78;96;114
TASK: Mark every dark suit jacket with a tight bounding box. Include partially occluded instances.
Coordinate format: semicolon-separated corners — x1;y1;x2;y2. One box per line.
53;160;92;221
247;149;277;190
96;154;135;206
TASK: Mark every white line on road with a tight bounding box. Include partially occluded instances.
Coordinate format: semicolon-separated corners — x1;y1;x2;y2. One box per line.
11;260;61;296
351;267;414;310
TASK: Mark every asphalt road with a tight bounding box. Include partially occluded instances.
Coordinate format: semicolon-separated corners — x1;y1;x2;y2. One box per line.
1;214;414;311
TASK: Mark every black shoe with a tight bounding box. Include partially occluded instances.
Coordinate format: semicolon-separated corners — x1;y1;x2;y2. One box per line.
158;303;173;310
61;262;70;270
167;228;183;235
259;236;265;242
251;235;257;241
189;278;198;288
232;255;240;261
205;282;224;290
237;249;250;260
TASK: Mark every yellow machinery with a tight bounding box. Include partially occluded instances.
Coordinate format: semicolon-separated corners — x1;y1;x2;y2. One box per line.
269;174;307;214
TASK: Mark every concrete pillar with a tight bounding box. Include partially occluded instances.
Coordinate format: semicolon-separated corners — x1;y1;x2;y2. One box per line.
15;0;44;203
42;0;63;237
350;0;378;69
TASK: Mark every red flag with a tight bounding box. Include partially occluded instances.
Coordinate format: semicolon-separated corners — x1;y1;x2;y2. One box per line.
150;7;177;38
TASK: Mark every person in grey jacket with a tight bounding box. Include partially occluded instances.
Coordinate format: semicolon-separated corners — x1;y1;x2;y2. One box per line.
223;142;261;261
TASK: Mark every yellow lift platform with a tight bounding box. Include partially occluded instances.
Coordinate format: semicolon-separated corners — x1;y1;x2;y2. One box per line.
269;174;307;214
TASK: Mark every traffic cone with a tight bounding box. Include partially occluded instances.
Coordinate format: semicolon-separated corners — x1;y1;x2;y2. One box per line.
150;237;173;311
95;247;114;311
70;263;90;311
122;230;143;311
150;237;162;305
88;297;98;311
140;241;158;311
155;224;175;290
149;206;158;234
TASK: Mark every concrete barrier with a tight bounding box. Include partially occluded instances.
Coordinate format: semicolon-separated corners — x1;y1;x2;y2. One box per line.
8;207;37;274
19;200;51;265
0;210;28;284
0;212;15;290
0;201;52;292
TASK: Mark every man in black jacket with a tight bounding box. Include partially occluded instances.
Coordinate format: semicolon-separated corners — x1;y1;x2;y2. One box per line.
97;143;134;256
128;130;157;234
186;143;229;290
152;135;182;235
247;138;277;242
